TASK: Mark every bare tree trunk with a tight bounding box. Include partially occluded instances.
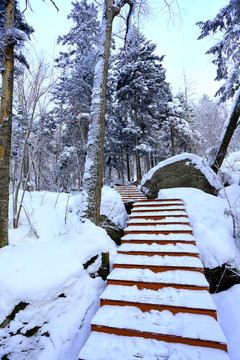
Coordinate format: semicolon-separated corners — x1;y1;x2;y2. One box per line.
210;90;240;173
120;146;125;185
126;153;130;182
135;134;142;185
170;125;176;156
146;154;151;172
81;0;120;224
0;0;15;248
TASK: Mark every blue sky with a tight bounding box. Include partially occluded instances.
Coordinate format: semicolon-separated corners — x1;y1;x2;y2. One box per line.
20;0;228;99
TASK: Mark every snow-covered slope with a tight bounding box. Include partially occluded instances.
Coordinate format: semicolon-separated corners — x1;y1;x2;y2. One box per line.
0;188;122;360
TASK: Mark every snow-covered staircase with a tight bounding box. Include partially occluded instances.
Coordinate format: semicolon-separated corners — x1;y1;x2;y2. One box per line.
79;187;229;360
113;184;147;203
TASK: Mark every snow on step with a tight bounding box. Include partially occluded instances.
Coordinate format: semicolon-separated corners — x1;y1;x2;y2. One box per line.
100;285;216;312
108;268;209;288
134;200;184;206
132;205;186;211
122;232;195;242
128;216;190;224
114;253;203;268
118;242;199;254
130;210;187;217
91;305;227;346
79;332;230;360
125;224;192;232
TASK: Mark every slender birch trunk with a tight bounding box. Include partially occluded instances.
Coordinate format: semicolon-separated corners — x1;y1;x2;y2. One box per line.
0;0;15;248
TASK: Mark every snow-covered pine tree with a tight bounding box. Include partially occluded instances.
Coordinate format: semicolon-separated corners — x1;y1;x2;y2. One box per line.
114;27;171;183
193;95;227;157
82;0;181;224
163;96;199;157
81;0;137;224
197;0;240;172
52;0;100;190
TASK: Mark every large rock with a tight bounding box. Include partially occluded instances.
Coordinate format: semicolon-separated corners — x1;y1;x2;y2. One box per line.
99;215;124;246
141;153;221;198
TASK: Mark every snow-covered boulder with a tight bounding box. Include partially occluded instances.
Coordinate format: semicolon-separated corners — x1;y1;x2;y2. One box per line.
99;186;128;245
141;153;222;198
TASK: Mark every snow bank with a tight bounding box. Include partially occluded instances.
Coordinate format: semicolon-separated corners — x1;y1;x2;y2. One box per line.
221;151;240;184
212;285;240;360
141;152;222;190
100;186;128;228
70;186;128;229
158;187;239;269
0;191;117;360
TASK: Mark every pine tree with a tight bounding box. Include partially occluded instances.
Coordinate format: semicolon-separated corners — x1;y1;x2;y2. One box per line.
52;0;100;191
163;97;199;157
114;27;171;183
197;0;240;171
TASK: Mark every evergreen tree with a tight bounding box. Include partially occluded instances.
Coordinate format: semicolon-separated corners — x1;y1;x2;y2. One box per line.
197;0;240;171
52;0;100;190
163;97;199;157
114;27;171;183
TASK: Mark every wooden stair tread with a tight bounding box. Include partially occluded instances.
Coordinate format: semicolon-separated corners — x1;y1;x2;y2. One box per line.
79;332;229;360
108;268;209;287
118;242;199;257
100;285;216;312
91;305;227;347
114;253;203;268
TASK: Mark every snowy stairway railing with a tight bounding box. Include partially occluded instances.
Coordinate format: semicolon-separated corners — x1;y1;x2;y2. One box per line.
79;187;229;360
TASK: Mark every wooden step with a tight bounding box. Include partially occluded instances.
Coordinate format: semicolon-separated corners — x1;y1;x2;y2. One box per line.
118;242;200;257
131;207;186;212
130;214;188;221
79;332;230;360
118;250;200;257
127;220;191;226
91;305;227;351
124;229;193;236
133;201;184;207
107;268;209;290
100;285;217;319
121;233;196;245
113;253;204;273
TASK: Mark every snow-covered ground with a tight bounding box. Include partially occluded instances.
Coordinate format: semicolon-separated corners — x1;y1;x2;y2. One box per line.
0;188;124;360
0;185;240;359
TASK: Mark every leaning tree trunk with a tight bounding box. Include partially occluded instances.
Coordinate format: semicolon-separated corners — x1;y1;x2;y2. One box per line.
81;0;120;224
210;90;240;173
0;0;15;248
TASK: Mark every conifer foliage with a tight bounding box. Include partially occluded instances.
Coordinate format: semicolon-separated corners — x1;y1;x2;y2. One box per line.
198;0;240;172
112;27;171;184
197;0;240;101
